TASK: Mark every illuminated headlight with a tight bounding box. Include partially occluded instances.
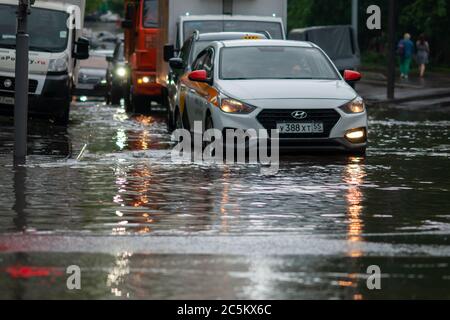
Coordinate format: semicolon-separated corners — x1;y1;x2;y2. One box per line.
220;98;255;114
340;96;365;114
345;128;367;143
48;54;68;73
115;67;127;77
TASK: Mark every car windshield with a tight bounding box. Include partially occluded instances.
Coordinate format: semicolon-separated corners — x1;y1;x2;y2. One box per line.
184;21;283;41
0;5;68;52
143;0;159;28
220;46;339;80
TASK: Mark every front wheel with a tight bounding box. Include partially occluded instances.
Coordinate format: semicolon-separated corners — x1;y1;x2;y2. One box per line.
175;108;183;129
110;86;123;105
124;83;133;113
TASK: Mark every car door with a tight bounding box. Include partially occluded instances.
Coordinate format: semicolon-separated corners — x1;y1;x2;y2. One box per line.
170;38;192;112
190;48;215;130
184;50;208;131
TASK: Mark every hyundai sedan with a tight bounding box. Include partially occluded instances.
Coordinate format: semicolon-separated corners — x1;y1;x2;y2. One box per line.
173;40;368;154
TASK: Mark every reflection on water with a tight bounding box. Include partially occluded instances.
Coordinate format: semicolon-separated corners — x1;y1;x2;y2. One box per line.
0;102;450;299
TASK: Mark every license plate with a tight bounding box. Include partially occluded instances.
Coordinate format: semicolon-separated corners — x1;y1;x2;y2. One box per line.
0;96;14;105
277;122;324;134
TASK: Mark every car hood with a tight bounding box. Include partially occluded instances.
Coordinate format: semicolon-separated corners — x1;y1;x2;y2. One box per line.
216;79;357;101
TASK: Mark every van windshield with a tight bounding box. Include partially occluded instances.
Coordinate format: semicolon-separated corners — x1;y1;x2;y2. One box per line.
184;20;283;41
0;5;69;53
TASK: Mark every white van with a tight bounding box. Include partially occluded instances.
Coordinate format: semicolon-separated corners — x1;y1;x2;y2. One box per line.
0;0;89;125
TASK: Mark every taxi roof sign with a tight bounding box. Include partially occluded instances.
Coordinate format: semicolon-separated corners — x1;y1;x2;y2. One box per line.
242;34;265;40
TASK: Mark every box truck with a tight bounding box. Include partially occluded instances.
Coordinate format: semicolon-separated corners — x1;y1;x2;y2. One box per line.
0;0;89;125
122;0;287;113
288;26;361;74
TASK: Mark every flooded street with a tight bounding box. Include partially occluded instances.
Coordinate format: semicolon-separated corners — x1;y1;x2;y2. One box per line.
0;101;449;299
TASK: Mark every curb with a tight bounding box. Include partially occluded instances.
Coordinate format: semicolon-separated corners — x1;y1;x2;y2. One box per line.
365;91;450;107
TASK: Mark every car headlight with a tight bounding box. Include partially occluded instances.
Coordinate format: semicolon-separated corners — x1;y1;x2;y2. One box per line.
340;96;365;114
48;54;68;73
115;66;127;77
220;98;256;114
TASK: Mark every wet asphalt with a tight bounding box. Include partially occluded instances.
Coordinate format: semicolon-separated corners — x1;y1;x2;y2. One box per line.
0;99;449;299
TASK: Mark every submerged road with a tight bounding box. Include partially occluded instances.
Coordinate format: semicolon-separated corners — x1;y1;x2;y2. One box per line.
0;100;449;299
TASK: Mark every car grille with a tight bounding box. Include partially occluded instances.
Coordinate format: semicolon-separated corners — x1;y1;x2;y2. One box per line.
0;76;38;93
256;109;341;138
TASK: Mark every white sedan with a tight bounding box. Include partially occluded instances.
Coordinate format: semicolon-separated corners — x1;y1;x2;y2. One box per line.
175;40;368;154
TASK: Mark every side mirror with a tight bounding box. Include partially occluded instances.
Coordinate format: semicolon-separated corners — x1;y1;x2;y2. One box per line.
106;56;114;63
343;70;362;82
74;37;90;60
164;44;175;62
121;19;133;29
169;57;184;70
188;70;209;83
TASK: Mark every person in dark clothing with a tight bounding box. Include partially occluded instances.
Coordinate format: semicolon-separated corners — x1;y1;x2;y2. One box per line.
416;33;430;78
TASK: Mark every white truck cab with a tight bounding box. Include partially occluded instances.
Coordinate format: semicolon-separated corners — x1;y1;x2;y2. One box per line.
175;14;286;49
0;0;89;125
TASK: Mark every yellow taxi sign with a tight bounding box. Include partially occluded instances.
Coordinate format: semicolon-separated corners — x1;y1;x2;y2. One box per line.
242;35;264;40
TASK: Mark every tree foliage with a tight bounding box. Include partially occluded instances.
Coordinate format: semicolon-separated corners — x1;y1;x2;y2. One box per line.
288;0;450;65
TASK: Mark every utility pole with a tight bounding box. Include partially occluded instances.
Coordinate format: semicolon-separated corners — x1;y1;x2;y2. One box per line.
14;0;31;164
352;0;358;41
387;0;397;100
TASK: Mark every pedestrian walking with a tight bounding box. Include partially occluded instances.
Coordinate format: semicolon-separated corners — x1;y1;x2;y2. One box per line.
397;33;414;79
416;33;430;78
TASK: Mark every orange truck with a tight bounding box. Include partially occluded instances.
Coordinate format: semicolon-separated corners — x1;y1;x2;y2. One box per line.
122;0;287;113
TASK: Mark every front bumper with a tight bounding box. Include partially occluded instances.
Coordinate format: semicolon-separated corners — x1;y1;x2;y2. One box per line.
0;73;71;119
131;71;162;96
210;107;368;152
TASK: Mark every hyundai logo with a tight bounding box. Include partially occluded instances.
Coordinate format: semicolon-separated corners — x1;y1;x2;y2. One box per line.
291;111;308;120
4;79;12;88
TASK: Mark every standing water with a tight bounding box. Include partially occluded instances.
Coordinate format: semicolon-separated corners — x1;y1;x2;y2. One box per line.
0;101;449;299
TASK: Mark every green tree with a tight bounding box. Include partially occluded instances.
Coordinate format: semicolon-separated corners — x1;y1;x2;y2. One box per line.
86;0;103;14
287;0;450;65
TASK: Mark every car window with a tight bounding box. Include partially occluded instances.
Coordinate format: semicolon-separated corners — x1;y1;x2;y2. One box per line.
180;38;192;66
203;49;214;78
114;43;124;61
192;50;208;71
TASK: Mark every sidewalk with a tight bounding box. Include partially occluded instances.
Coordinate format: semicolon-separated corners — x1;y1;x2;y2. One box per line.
356;70;450;108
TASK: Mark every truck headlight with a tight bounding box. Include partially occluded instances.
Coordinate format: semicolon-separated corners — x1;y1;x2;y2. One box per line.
115;67;127;78
220;98;255;114
340;96;365;114
48;54;68;73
